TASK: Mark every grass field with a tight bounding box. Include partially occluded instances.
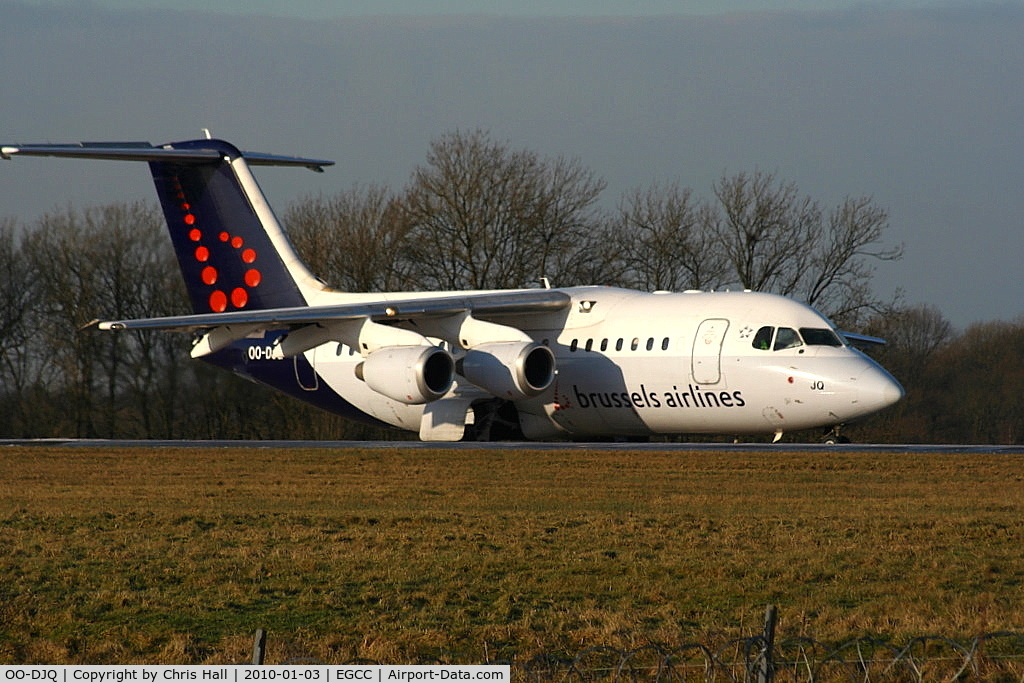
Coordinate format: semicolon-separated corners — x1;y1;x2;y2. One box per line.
1;445;1023;665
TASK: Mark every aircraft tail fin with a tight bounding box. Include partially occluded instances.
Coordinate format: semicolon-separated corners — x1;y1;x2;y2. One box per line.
2;138;333;313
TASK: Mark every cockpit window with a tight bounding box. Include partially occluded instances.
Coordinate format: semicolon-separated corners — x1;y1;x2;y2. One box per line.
752;326;774;350
773;327;803;351
753;325;842;351
800;327;843;347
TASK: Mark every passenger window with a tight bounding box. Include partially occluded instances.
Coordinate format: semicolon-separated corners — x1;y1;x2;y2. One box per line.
616;338;624;351
646;338;654;351
631;338;639;351
600;339;608;352
585;339;593;352
570;339;578;352
774;327;803;351
752;326;774;351
661;337;670;351
800;328;843;347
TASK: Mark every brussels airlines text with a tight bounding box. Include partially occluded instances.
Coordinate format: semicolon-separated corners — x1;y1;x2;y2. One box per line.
573;384;746;410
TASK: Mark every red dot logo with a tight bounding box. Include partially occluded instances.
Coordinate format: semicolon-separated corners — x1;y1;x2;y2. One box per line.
231;288;248;308
209;290;227;312
187;219;262;311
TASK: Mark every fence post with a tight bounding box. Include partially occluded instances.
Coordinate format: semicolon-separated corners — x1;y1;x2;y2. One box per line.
758;605;777;683
253;628;267;665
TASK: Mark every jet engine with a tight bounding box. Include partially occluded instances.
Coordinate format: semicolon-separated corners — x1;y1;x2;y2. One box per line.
459;341;556;400
355;345;455;405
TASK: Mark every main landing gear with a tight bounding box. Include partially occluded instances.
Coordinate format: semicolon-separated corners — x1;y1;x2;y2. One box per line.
463;398;524;441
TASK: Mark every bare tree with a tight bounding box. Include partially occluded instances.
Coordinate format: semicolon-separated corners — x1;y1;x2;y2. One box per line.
929;321;1024;443
806;196;903;324
401;129;606;290
0;218;28;345
612;182;728;292
866;303;951;385
285;184;410;292
0;217;42;435
22;202;184;437
24;206;105;435
711;169;901;323
712;169;819;294
114;218;191;438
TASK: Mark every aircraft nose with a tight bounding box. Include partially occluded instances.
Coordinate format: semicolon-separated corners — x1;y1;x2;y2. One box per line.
859;361;905;413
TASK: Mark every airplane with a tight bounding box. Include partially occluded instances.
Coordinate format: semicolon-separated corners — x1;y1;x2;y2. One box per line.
1;136;904;442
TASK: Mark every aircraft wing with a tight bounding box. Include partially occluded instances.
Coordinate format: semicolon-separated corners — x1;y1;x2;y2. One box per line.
841;331;887;348
98;289;572;333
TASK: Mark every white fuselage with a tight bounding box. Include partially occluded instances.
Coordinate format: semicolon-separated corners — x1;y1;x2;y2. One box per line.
269;287;903;440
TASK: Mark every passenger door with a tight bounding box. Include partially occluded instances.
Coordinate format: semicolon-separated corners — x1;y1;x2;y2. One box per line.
691;318;729;384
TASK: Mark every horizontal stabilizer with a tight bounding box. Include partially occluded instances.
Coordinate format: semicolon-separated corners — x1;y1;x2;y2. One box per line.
1;141;333;172
99;290;572;335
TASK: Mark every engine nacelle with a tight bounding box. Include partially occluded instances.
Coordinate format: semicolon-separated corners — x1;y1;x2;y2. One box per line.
459;341;556;400
355;345;454;405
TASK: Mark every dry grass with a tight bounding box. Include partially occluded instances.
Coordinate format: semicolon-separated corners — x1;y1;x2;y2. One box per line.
1;445;1023;664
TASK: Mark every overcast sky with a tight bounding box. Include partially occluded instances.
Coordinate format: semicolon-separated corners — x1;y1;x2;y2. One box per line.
2;0;1021;328
10;0;963;17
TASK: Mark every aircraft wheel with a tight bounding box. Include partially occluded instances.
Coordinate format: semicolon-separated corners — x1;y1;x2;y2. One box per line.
822;428;850;444
464;399;524;441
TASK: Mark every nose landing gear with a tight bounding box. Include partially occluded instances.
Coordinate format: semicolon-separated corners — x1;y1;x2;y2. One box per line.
822;426;851;444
